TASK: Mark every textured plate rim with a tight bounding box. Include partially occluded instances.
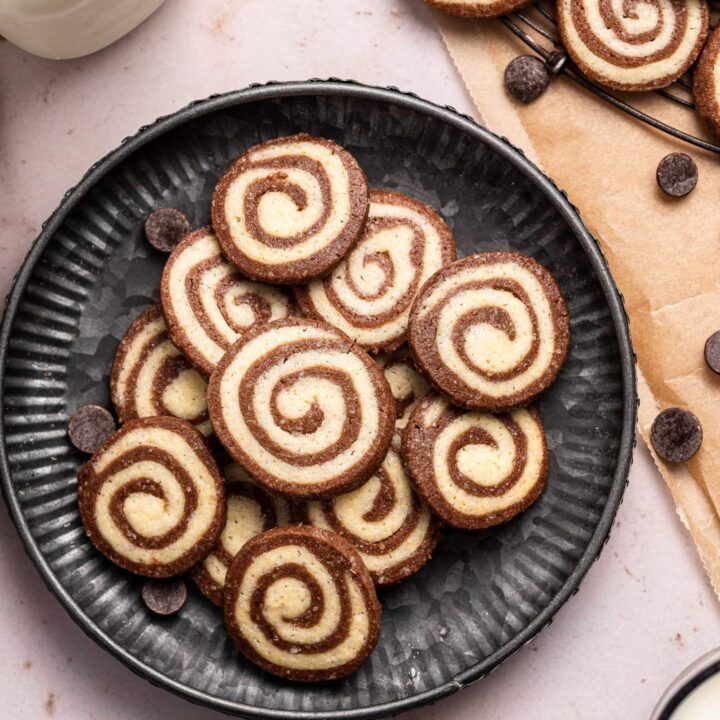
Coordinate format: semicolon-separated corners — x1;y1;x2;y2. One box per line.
0;79;637;720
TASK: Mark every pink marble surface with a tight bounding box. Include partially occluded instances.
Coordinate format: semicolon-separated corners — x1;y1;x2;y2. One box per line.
1;1;719;718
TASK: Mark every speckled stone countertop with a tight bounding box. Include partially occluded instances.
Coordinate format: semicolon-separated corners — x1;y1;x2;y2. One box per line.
1;1;719;718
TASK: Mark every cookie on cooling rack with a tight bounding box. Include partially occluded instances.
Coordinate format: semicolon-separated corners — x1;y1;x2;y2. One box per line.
297;440;442;586
223;525;381;681
694;26;720;138
557;0;708;92
161;227;293;376
295;189;456;353
111;305;211;435
208;317;395;500
77;417;225;577
407;252;569;412
402;393;547;530
211;134;368;284
191;464;292;606
425;0;530;19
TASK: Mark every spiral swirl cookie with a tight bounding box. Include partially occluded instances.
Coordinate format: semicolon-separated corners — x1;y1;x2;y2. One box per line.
557;0;708;92
408;253;569;411
376;351;430;431
111;305;211;435
425;0;529;19
77;417;226;577
694;27;720;138
161;227;293;376
403;394;547;529
211;134;369;284
295;190;456;353
191;464;292;605
223;525;381;681
299;443;441;586
209;318;395;500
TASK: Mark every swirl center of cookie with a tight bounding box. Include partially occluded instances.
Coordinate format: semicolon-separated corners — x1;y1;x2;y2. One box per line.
251;356;361;458
225;143;350;261
235;544;369;668
336;220;420;313
329;466;411;544
217;277;274;331
450;424;522;491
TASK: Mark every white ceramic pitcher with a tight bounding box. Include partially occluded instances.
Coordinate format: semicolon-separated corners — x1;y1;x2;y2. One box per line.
0;0;167;59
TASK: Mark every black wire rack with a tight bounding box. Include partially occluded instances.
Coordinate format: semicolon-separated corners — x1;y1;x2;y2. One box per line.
500;1;720;155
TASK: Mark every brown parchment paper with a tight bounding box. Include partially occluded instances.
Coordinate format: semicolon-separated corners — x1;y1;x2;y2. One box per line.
433;11;720;596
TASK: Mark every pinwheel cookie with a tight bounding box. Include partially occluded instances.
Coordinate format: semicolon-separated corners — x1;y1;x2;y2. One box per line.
403;394;547;529
208;317;395;500
223;525;381;681
211;134;368;284
111;305;211;436
77;417;226;577
295;189;456;353
408;252;569;411
694;26;720;137
298;441;441;586
558;0;708;92
161;227;293;376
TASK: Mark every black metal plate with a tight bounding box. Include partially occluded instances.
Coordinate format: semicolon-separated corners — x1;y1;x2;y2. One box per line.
0;80;636;719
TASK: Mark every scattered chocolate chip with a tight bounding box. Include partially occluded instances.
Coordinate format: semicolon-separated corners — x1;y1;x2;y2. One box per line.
651;408;702;463
656;153;698;198
67;405;116;454
141;579;187;616
144;208;191;252
504;56;550;103
704;331;720;374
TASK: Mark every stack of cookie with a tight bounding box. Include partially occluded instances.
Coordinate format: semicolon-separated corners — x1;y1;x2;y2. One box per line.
73;133;569;682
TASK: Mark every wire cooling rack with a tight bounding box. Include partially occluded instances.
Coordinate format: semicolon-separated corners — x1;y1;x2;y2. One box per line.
500;1;720;154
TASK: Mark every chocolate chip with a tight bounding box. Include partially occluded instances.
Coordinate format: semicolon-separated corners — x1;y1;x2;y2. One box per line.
704;331;720;374
656;153;698;197
650;408;702;463
67;405;116;454
504;56;550;103
141;579;187;615
144;208;191;252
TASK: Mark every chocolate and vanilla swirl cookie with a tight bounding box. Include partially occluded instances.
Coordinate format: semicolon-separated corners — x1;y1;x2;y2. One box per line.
111;305;211;435
161;227;293;376
191;464;291;605
299;443;441;586
425;0;529;18
211;134;368;284
408;253;569;411
77;417;226;577
694;27;720;138
208;317;395;500
376;351;430;431
295;190;456;353
403;394;547;529
557;0;708;92
224;525;381;681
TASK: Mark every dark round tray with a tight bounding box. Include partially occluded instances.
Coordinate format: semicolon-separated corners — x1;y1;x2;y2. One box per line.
0;80;636;719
